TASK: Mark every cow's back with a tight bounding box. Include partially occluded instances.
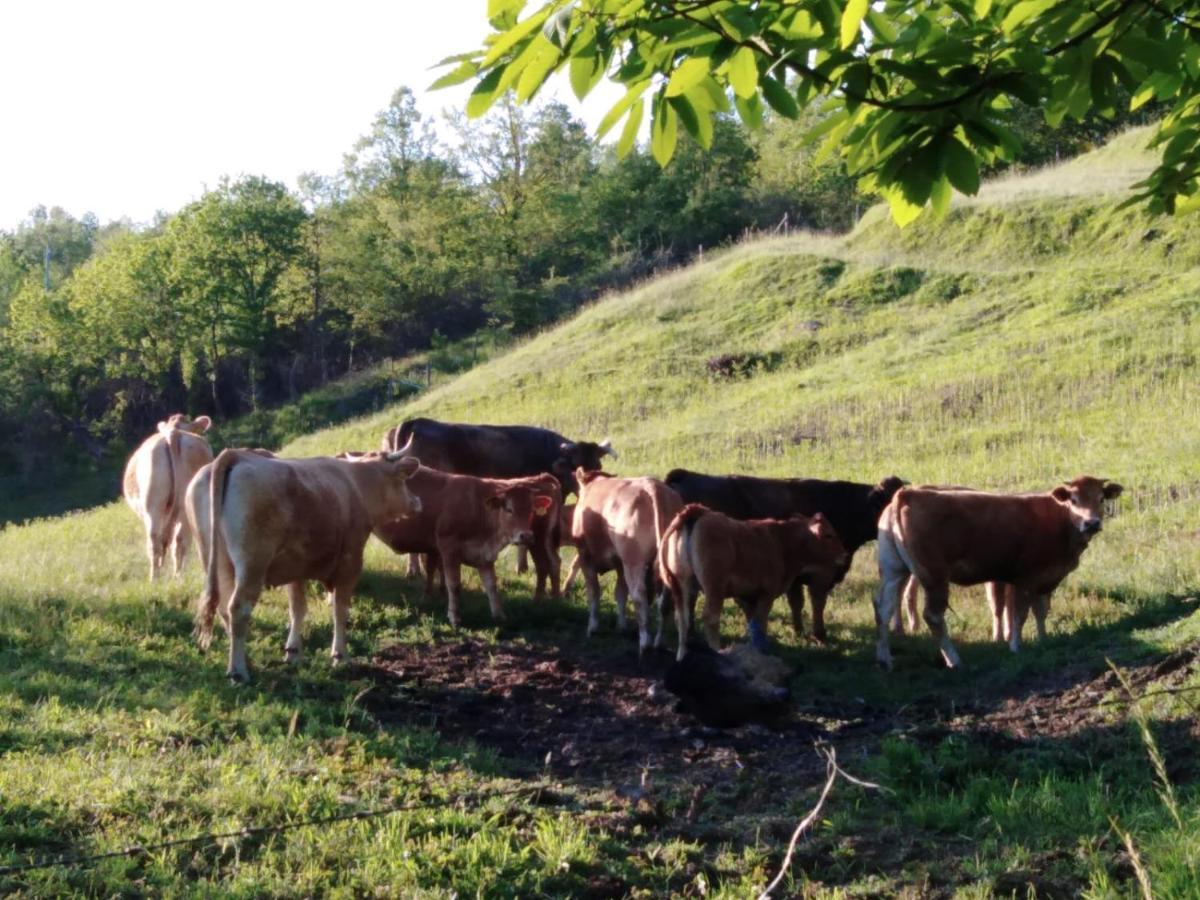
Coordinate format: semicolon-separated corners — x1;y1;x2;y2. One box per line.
399;418;562;478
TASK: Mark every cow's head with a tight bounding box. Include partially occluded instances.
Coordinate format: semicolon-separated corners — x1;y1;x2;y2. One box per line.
158;413;212;436
868;475;908;515
1051;476;1123;537
487;486;555;547
804;512;849;569
379;452;422;516
552;438;617;495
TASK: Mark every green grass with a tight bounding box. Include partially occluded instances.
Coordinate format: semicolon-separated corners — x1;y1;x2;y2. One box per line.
2;133;1199;896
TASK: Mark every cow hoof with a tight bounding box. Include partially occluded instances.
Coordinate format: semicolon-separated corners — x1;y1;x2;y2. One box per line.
331;653;347;667
227;671;250;685
284;647;301;665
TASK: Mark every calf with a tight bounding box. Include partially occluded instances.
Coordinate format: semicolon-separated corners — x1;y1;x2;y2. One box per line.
123;414;213;580
370;468;555;626
665;469;905;641
381;417;615;578
658;504;847;660
572;470;683;654
189;449;421;682
875;476;1123;670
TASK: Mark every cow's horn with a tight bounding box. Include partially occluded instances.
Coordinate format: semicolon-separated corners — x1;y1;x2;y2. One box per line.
599;438;618;460
389;435;415;457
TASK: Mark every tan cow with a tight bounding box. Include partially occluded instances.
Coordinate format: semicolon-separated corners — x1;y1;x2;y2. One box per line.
658;504;848;661
123;413;213;580
875;476;1123;670
188;449;421;682
571;470;683;654
370;468;555;626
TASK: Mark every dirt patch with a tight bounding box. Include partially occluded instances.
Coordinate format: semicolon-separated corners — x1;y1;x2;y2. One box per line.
360;638;894;804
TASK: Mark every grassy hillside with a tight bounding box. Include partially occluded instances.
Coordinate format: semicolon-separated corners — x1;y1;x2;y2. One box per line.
2;130;1198;896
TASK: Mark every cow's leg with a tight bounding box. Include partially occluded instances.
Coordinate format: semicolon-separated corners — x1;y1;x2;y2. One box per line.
515;545;529;575
614;571;630;633
171;519;191;578
1007;587;1033;654
921;583;961;669
873;575;909;672
442;556;464;628
144;514;168;582
422;552;442;599
785;581;806;638
563;554;582;593
329;581;355;665
808;577;834;644
894;576;920;634
529;540;561;602
226;577;263;683
700;592;724;652
670;578;696;661
987;582;1007;642
583;563;602;637
624;563;652;655
284;581;308;664
1032;593;1050;640
744;594;772;652
653;583;671;650
406;553;423;578
478;563;504;621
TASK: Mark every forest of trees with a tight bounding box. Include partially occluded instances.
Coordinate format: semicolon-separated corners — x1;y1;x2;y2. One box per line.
0;86;1152;478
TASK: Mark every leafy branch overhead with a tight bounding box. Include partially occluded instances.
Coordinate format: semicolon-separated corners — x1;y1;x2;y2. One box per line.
442;0;1200;225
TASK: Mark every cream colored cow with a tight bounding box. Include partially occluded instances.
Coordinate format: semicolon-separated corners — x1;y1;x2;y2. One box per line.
123;414;213;580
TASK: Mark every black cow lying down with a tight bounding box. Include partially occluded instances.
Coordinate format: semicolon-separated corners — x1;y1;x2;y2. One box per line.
659;643;792;728
664;469;907;641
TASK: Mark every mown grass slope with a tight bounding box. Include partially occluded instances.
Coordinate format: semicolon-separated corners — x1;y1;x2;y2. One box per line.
1;129;1198;897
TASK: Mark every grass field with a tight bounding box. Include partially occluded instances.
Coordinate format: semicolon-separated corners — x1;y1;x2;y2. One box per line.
1;130;1198;897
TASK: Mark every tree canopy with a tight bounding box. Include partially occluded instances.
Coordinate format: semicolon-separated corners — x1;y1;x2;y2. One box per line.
448;0;1200;224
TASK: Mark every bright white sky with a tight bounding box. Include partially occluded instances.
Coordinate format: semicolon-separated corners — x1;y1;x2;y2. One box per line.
0;0;619;231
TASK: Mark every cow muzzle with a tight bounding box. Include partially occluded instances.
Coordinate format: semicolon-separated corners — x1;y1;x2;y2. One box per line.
407;496;423;514
1081;517;1102;535
515;530;535;546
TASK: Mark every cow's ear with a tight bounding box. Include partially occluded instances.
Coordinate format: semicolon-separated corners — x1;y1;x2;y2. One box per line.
1103;481;1124;500
1051;485;1072;503
193;415;212;433
533;494;553;515
396;456;420;478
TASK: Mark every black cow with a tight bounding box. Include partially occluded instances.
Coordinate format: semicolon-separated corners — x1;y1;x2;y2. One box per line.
663;469;907;642
382;418;617;587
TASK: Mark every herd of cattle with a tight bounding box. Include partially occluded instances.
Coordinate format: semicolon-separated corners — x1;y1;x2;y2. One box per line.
122;414;1122;684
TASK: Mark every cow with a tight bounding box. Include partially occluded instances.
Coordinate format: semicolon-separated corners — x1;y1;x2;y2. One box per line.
381;417;616;582
188;449;421;682
658;504;848;660
571;469;683;654
123;413;214;581
369;467;556;626
874;476;1124;670
664;469;906;642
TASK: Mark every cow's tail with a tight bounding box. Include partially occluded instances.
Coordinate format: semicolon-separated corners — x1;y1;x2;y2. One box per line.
656;503;708;593
196;448;237;649
160;426;180;516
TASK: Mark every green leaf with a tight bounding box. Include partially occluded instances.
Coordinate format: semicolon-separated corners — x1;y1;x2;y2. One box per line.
841;0;869;49
466;67;505;118
882;186;925;227
597;80;651;137
864;9;896;43
670;94;712;149
665;56;712;97
1130;83;1156;111
488;0;524;19
569;53;605;100
760;76;799;118
930;175;952;218
941;137;980;196
973;0;993;17
616;99;644;159
734;92;763;129
1001;0;1054;35
729;47;759;98
516;40;562;101
482;8;550;67
429;61;479;91
651;96;679;166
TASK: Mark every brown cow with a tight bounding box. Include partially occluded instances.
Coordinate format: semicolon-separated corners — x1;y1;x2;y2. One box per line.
123;413;213;580
370;468;555;626
894;579;1038;646
658;504;848;661
571;470;683;654
875;476;1123;670
188;449;421;682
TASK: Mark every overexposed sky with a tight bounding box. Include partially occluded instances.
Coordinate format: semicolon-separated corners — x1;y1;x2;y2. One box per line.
0;0;618;230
